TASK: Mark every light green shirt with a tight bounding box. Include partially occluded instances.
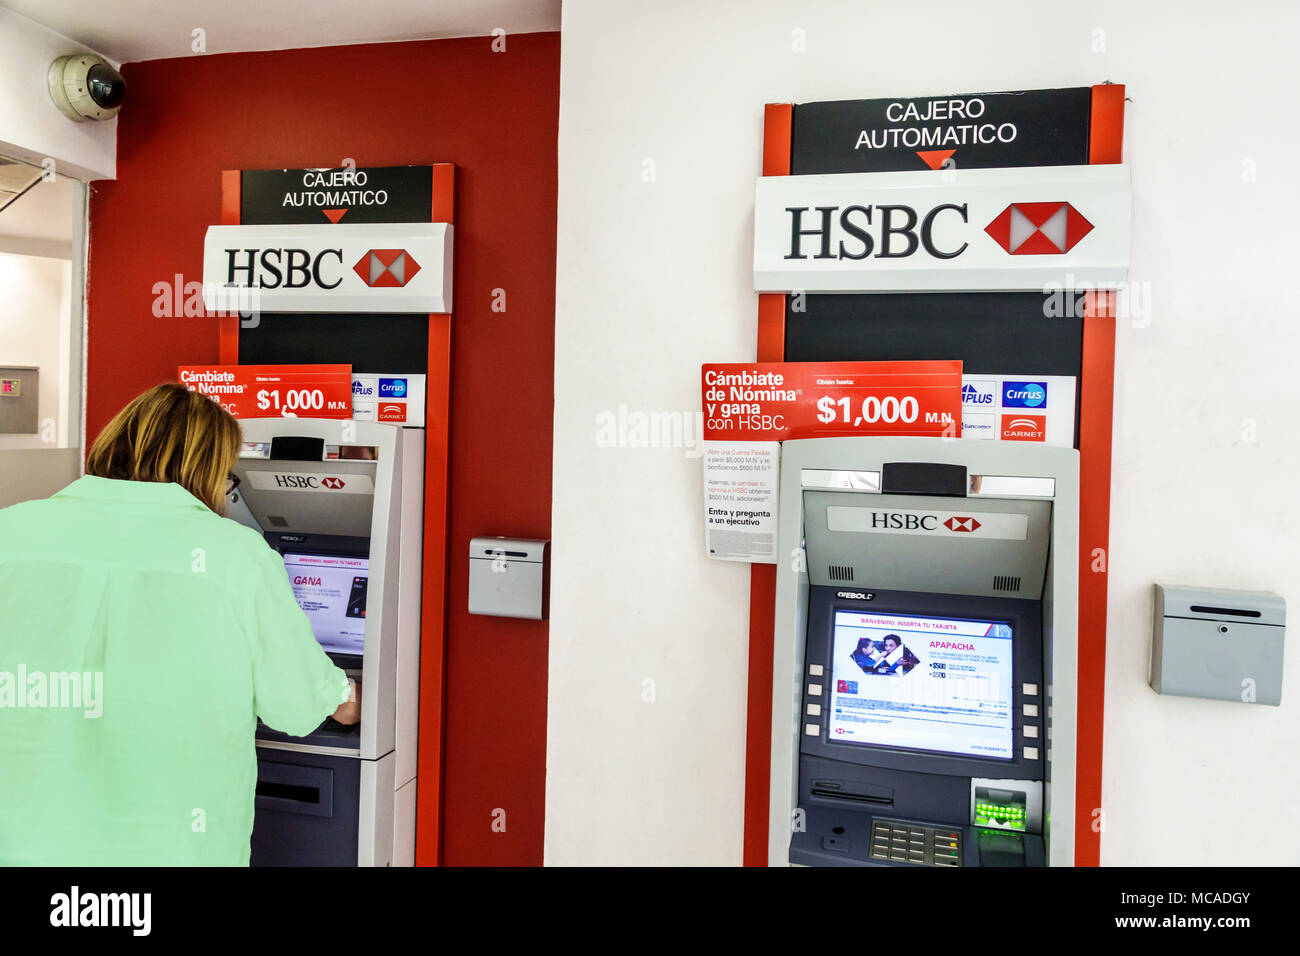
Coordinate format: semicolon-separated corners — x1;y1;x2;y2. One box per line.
0;475;349;865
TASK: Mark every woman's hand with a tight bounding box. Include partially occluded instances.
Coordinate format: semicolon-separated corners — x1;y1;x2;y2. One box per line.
332;678;361;725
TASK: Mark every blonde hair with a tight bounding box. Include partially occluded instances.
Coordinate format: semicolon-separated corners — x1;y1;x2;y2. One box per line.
86;383;242;514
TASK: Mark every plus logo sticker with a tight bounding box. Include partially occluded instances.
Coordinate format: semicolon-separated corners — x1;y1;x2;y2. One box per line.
321;477;346;489
944;516;981;533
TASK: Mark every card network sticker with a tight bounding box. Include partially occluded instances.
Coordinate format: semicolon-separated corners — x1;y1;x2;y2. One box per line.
1001;414;1046;441
1002;381;1048;408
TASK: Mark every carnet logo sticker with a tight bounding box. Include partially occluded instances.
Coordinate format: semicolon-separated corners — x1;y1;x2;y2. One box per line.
378;403;407;423
1002;381;1047;408
1001;414;1046;442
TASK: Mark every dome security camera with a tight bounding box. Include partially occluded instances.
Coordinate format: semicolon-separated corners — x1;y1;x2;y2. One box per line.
48;54;125;122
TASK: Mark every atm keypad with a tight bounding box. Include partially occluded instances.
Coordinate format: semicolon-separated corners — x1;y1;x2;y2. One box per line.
869;821;962;867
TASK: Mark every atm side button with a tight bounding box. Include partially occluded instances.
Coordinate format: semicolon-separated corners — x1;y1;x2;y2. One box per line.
1024;724;1039;739
806;703;821;717
1023;746;1040;760
809;664;824;677
808;684;823;697
804;723;820;736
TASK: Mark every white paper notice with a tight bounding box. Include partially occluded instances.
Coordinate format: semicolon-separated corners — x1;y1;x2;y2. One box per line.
703;441;781;563
960;375;1076;447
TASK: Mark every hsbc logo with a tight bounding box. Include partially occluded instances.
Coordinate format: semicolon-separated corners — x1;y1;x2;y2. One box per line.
785;203;969;261
224;248;342;289
251;471;374;494
754;164;1129;295
944;516;981;533
203;222;453;313
353;249;421;287
985;202;1093;255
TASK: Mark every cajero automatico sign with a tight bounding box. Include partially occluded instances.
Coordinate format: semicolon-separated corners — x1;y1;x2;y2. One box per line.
753;163;1129;293
202;221;453;313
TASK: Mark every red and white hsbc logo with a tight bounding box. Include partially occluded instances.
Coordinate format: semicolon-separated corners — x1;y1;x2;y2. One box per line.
246;471;376;495
1001;414;1046;442
826;505;1029;541
203;221;453;313
754;163;1129;293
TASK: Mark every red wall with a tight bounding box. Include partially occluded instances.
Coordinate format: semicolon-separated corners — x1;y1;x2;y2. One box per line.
86;34;558;865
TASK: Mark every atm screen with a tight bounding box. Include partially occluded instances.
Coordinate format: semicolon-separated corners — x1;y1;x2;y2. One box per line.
828;610;1014;759
282;552;369;656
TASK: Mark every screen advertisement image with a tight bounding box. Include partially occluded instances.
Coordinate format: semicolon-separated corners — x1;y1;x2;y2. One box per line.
282;553;369;656
828;610;1014;759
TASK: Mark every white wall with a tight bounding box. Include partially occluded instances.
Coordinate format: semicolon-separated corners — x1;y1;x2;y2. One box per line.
0;7;116;181
549;0;1300;865
0;253;73;450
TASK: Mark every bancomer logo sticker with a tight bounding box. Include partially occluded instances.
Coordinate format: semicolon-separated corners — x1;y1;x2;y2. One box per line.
826;505;1028;540
246;471;376;494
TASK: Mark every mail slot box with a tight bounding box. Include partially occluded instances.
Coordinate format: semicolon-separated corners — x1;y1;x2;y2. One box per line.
1150;584;1286;705
468;537;549;620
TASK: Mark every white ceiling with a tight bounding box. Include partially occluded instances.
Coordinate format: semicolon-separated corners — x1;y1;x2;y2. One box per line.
0;172;78;255
2;0;561;63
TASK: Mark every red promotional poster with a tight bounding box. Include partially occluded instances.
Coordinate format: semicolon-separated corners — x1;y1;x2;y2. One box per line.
701;360;963;441
177;364;353;419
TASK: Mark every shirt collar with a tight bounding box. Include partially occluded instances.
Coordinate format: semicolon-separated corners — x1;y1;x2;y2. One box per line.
54;475;212;511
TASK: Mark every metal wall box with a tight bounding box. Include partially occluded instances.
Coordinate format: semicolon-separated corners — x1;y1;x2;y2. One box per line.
1150;585;1286;705
468;537;549;620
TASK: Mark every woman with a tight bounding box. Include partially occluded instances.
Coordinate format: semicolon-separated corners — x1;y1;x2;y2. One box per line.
0;384;357;865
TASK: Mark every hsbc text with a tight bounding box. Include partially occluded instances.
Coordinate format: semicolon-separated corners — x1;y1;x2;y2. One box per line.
224;248;343;289
784;204;968;261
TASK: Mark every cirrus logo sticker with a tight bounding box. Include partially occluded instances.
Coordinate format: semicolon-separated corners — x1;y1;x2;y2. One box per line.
1003;381;1047;408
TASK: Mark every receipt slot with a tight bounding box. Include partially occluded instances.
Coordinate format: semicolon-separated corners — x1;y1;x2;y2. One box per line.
227;418;424;866
770;437;1079;867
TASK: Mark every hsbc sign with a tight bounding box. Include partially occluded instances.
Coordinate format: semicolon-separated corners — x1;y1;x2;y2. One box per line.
246;471;376;494
825;506;1029;541
202;221;453;313
753;163;1129;293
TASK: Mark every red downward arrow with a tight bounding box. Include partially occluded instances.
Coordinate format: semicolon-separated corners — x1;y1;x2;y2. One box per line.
916;149;956;170
322;208;347;223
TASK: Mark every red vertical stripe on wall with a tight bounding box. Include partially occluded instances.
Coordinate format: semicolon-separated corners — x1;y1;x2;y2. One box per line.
1076;293;1117;866
218;170;240;364
1089;85;1126;165
1074;88;1124;866
743;104;793;867
416;163;455;865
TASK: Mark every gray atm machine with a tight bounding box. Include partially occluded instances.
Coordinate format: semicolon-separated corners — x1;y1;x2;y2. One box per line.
770;437;1079;867
228;418;424;866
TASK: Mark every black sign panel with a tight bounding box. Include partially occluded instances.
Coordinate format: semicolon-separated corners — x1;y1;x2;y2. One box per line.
791;87;1091;175
235;165;434;373
240;166;432;225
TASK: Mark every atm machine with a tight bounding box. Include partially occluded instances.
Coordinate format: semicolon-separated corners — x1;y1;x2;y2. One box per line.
770;436;1079;867
227;417;424;866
